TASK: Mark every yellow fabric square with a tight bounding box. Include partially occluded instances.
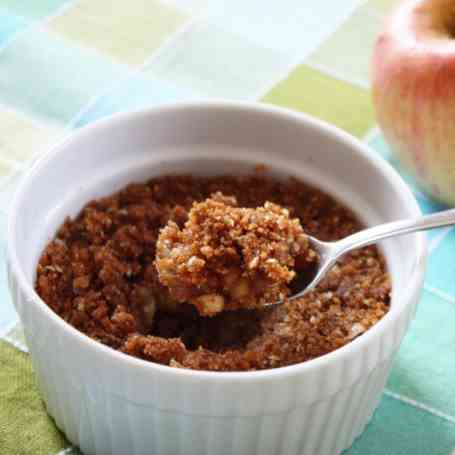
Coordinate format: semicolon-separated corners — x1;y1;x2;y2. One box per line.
262;64;375;138
369;0;397;14
0;109;63;163
49;0;187;65
165;0;208;14
0;160;16;178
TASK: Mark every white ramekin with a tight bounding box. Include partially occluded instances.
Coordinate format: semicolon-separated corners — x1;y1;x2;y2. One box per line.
7;101;426;455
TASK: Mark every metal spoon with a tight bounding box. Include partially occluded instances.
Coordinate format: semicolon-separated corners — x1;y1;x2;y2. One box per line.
266;208;455;306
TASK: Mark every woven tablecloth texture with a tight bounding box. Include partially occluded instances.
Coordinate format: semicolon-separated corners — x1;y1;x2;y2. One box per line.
0;1;454;454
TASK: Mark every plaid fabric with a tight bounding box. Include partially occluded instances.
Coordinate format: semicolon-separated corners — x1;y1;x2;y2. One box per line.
0;1;454;454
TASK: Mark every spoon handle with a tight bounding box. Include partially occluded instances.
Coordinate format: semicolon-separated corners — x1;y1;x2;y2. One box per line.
336;208;455;255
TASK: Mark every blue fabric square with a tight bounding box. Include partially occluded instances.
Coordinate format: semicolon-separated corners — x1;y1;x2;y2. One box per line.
73;74;199;128
0;28;130;125
347;394;455;455
417;193;447;215
144;21;292;99
387;290;455;417
426;228;455;294
368;132;392;160
0;211;17;332
415;193;448;243
0;8;29;48
204;0;363;58
1;0;72;20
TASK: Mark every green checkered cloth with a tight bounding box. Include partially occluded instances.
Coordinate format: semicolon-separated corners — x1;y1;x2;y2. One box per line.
0;0;454;454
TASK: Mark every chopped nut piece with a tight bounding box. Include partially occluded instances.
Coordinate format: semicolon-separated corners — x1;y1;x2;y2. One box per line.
248;256;259;269
187;256;205;272
349;322;366;339
190;293;225;316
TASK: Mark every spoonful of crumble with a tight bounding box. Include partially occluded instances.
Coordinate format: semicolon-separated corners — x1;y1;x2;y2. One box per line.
155;192;317;316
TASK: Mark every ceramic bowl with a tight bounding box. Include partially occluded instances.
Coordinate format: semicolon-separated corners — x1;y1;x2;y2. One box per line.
7;101;426;455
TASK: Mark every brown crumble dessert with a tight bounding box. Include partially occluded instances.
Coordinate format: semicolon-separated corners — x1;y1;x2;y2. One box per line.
156;192;317;316
36;173;391;371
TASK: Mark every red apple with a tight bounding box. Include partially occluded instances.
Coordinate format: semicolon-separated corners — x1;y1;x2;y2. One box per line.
371;0;455;205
